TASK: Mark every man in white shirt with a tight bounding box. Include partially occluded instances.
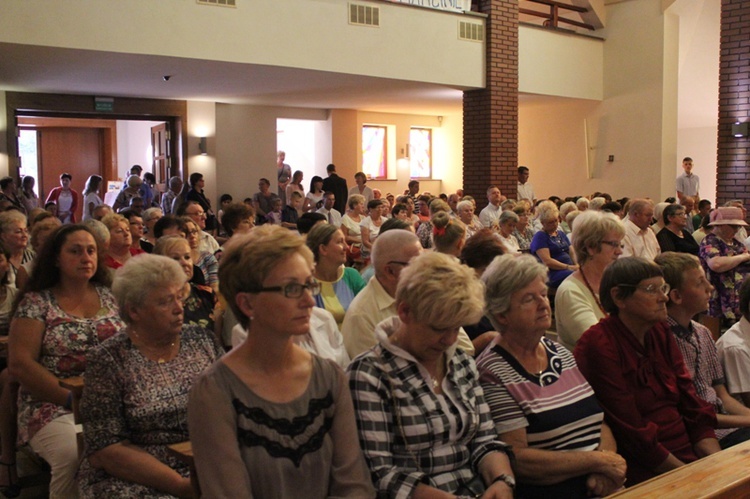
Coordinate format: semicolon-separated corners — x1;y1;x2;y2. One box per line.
676;156;700;205
479;186;502;229
517;165;535;202
717;279;750;407
621;198;660;260
316;191;342;227
183;201;220;255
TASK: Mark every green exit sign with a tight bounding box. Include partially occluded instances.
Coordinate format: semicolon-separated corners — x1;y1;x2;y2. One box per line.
95;97;114;112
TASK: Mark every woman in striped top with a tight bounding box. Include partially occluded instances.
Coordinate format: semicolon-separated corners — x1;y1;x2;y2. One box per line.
477;254;626;498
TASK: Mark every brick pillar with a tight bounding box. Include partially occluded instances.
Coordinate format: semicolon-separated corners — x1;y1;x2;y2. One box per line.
463;0;518;210
717;0;750;209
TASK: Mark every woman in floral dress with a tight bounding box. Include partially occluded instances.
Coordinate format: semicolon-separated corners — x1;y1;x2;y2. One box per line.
8;225;123;498
77;254;223;498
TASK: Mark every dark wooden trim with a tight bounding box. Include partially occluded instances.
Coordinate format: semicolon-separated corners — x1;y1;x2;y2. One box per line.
5;92;187;182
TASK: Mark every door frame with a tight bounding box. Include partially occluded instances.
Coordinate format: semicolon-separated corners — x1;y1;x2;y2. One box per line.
5;92;187;183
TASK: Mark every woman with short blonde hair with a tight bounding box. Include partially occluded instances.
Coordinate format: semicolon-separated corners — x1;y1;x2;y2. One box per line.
348;252;515;498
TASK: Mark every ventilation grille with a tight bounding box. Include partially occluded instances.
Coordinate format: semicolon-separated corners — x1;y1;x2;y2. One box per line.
458;21;484;42
197;0;236;7
349;3;380;27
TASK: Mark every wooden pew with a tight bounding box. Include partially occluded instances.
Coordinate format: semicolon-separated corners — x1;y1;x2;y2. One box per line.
167;441;200;497
608;439;750;498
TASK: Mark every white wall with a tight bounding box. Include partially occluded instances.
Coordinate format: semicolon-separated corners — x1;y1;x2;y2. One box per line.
115;120;164;182
518;0;682;202
519;26;604;100
0;0;485;89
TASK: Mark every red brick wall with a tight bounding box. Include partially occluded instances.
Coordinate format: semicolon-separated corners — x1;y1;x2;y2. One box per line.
463;0;519;209
717;0;750;209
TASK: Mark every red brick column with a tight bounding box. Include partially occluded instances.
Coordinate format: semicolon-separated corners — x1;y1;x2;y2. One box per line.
463;0;518;209
717;0;750;209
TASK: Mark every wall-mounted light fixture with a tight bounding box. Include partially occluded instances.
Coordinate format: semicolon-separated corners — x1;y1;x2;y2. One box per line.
198;137;208;155
732;121;748;138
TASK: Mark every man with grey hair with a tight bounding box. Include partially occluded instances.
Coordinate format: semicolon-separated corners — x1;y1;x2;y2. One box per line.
342;230;477;359
621;198;660;260
161;176;183;215
342;230;423;358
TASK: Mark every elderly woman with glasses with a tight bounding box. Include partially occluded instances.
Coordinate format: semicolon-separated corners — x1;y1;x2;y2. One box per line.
656;203;700;256
188;225;374;498
348;252;515;499
555;211;625;351
574;257;720;486
476;254;626;498
77;254;223;498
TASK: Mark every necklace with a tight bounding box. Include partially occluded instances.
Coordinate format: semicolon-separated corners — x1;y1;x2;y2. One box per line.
131;330;179;364
580;266;606;315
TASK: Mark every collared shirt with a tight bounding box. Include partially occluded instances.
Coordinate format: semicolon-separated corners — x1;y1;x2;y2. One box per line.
199;230;220;257
347;316;509;498
316;206;342;227
517;181;535;201
341;277;397;358
479;203;501;229
717;316;750;396
161;190;177;215
667;317;728;418
621;218;661;260
676;172;700;197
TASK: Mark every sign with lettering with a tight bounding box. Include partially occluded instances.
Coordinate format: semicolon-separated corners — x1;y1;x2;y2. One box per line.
384;0;471;13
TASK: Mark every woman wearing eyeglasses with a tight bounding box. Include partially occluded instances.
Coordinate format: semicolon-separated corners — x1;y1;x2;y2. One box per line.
574;257;720;486
0;210;34;289
656;204;700;256
188;225;374;498
555;211;624;351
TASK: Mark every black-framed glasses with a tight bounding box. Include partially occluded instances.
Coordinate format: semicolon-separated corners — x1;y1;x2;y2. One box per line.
619;282;670;295
253;280;321;298
388;261;410;267
601;240;625;249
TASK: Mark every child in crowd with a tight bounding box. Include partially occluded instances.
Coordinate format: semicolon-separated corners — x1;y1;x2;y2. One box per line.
656;252;750;449
265;198;283;225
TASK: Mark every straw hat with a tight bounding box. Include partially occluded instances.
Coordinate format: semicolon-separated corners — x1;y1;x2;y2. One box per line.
708;206;748;226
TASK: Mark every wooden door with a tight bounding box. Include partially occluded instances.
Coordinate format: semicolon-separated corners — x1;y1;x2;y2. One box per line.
38;128;103;222
152;122;169;185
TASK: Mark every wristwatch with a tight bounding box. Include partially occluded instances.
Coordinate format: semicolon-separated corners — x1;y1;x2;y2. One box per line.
491;473;516;491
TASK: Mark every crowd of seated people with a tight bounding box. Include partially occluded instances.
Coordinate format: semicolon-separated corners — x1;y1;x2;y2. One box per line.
4;167;750;498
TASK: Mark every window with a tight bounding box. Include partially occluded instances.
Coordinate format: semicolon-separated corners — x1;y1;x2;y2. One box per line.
409;127;432;179
362;125;387;179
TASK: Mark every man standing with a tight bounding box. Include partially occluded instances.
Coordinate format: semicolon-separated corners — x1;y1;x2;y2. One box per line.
517;166;535;202
277;150;292;206
676;157;700;206
479;186;503;229
406;180;420;205
316;191;342;227
621;198;660;260
161;176;183;215
322;163;348;214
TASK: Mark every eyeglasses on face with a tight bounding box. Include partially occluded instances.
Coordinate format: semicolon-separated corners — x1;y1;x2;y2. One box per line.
601;240;625;249
619;282;670;295
252;280;321;298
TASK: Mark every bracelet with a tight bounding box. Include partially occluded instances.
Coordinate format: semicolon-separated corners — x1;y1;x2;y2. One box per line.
64;391;73;411
490;473;516;491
